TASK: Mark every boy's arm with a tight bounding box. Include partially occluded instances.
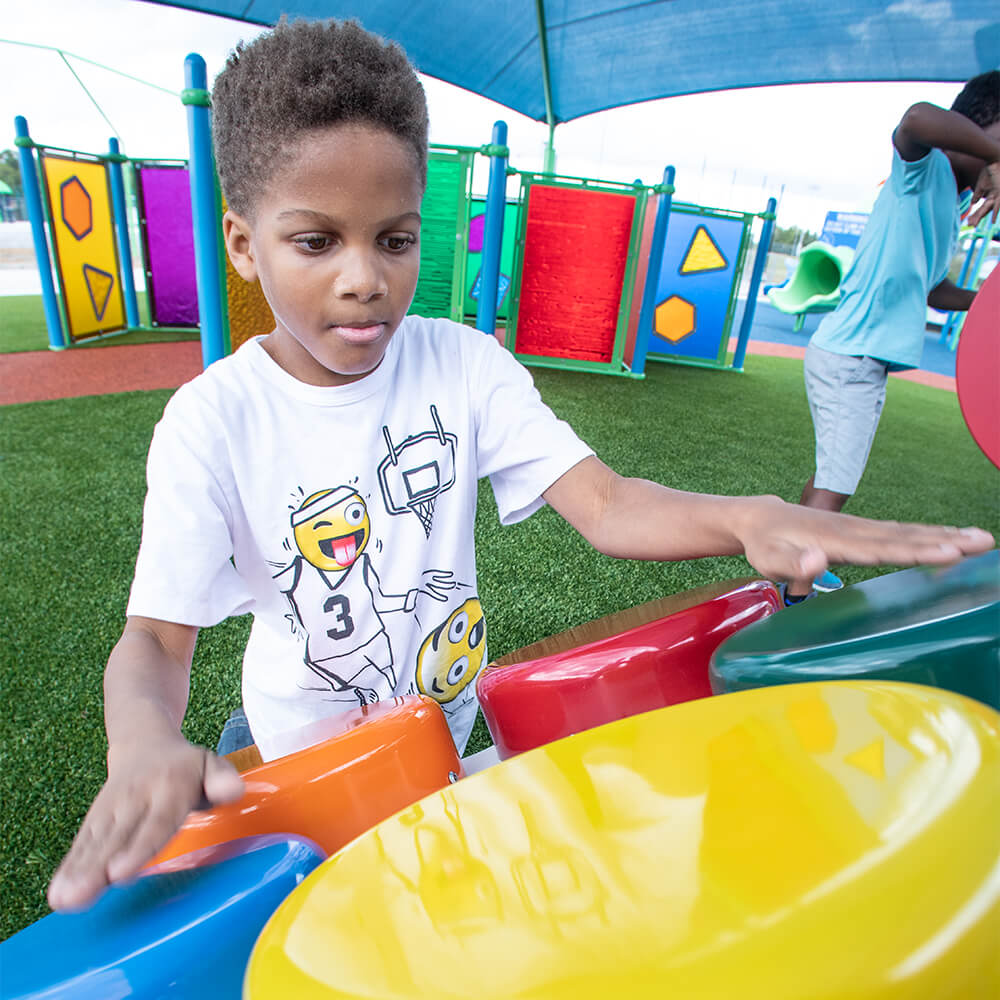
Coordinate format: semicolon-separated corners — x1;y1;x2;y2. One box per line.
894;103;1000;226
893;102;1000;164
47;617;244;911
544;457;994;582
927;278;976;313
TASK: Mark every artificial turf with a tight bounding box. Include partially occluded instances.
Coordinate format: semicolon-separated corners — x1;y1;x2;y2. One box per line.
0;293;199;353
2;355;997;939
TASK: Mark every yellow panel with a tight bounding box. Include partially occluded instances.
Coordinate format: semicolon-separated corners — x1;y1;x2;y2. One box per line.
221;194;274;352
42;155;125;340
247;682;1000;1000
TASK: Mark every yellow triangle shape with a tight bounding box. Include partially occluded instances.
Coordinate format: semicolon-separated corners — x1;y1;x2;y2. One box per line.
845;739;885;780
680;226;727;274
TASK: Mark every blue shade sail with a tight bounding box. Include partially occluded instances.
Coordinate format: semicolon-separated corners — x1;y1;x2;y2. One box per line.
144;1;1000;122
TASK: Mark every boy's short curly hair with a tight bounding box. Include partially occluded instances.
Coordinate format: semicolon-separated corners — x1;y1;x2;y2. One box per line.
212;18;429;217
951;70;1000;129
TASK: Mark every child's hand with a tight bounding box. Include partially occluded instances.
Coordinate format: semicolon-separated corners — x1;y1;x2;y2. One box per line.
968;161;1000;227
46;734;244;912
737;496;995;583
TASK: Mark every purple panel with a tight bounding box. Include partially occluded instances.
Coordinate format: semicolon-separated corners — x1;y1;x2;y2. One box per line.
140;166;199;327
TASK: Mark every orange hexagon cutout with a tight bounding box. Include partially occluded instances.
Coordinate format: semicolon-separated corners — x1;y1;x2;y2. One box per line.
655;295;696;343
60;176;93;241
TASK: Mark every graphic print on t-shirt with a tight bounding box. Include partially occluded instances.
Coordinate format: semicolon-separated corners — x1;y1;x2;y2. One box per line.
414;597;486;717
378;404;457;538
272;485;457;707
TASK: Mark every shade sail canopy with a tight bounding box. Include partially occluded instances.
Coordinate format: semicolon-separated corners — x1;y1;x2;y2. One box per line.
147;1;999;124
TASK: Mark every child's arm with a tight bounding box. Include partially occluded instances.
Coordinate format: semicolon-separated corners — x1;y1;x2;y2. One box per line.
893;102;1000;164
543;457;994;582
46;617;244;911
893;103;1000;226
927;278;976;313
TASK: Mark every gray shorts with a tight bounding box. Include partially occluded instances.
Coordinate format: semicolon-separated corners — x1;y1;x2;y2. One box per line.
804;341;889;495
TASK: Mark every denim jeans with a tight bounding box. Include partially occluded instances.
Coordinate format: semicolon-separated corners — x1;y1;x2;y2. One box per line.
216;706;254;756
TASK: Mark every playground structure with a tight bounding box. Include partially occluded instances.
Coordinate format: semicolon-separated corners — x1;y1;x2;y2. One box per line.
764;239;855;331
16;55;778;377
7;38;1000;1000
937;211;1000;350
14;119;199;349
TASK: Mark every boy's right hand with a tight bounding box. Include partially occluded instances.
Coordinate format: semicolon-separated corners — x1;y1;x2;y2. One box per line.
46;734;244;912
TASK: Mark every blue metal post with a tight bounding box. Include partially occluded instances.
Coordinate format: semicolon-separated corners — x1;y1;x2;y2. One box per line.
107;137;139;329
476;121;509;336
14;116;66;350
183;53;226;368
630;166;675;377
732;197;777;372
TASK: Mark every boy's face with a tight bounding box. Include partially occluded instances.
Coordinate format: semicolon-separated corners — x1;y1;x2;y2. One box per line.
224;124;423;386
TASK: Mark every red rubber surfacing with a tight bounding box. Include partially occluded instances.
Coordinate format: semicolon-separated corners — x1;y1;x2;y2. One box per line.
514;184;636;363
0;341;202;405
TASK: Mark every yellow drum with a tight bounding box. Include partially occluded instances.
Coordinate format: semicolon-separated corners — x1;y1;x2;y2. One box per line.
246;682;1000;999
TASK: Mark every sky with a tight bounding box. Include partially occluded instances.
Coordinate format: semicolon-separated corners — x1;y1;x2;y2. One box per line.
1;0;966;233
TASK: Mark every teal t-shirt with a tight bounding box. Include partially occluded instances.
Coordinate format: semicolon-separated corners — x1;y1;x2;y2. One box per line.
810;147;959;370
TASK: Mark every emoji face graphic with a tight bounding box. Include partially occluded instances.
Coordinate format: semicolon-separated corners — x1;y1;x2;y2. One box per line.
292;487;370;571
416;598;486;704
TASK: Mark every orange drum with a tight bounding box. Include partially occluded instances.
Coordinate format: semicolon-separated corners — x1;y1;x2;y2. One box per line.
150;695;461;866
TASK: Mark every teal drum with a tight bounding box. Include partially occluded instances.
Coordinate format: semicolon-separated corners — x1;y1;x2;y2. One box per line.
709;551;999;709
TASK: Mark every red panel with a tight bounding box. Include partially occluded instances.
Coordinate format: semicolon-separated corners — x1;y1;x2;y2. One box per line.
515;185;636;362
149;696;461;865
476;581;781;758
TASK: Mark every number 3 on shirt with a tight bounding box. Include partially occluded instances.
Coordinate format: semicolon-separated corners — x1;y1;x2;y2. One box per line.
323;594;355;639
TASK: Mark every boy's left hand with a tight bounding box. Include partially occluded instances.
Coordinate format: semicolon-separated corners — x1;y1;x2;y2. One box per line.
737;496;995;584
968;161;1000;227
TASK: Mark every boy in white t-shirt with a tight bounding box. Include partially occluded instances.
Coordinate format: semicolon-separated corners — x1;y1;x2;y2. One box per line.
47;18;995;912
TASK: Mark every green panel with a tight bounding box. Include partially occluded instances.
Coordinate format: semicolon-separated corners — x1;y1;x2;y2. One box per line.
409;152;471;322
709;551;1000;709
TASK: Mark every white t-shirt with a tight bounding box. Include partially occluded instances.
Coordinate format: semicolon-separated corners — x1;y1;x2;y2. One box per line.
128;317;593;758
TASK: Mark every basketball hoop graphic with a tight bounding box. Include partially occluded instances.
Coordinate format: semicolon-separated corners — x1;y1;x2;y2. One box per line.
378;405;457;538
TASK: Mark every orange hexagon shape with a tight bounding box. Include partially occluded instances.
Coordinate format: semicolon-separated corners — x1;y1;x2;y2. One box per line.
60;176;93;241
655;295;696;343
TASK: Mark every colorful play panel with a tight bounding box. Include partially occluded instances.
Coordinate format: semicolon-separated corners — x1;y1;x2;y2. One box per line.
463;196;518;319
642;202;752;367
150;695;461;866
477;579;781;758
134;161;199;328
1;836;323;1000
244;681;1000;998
408;145;474;322
956;265;1000;469
505;173;648;376
39;152;125;342
710;551;1000;709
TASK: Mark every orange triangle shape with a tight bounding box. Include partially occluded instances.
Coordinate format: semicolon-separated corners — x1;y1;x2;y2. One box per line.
680;226;728;274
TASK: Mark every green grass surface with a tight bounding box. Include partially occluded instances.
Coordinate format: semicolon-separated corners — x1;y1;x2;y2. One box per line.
0;293;199;353
2;356;998;939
